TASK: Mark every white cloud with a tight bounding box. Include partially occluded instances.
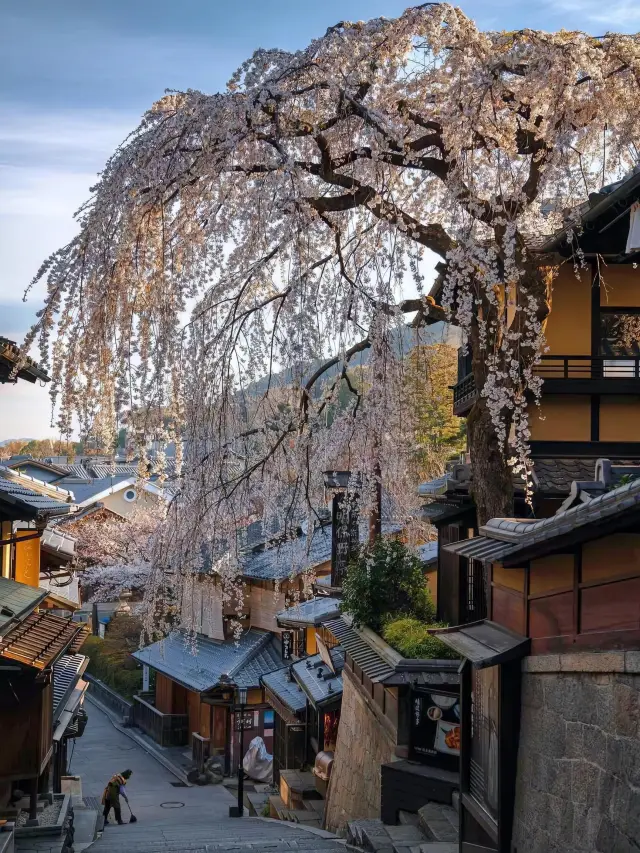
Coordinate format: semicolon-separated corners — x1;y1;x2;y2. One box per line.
545;0;640;28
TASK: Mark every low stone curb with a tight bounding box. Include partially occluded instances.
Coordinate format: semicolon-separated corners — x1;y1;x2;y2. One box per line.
255;816;346;843
522;650;640;674
85;693;192;786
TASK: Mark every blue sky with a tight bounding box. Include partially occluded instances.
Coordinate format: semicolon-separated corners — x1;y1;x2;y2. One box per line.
2;0;639;440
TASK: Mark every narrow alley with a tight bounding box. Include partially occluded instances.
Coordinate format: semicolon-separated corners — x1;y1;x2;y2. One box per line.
71;701;343;852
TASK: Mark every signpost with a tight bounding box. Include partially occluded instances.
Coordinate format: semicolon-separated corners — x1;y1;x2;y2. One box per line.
330;491;360;588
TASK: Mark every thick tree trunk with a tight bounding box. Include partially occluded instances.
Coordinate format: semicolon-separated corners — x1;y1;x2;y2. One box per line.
466;396;514;526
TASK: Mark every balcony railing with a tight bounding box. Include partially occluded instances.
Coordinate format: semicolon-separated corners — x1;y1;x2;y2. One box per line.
534;354;640;379
452;373;478;416
452;354;640;416
132;693;189;747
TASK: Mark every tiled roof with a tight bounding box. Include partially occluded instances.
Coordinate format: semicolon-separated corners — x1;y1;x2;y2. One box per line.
237;521;403;581
417;541;438;566
0;577;47;632
54;464;92;480
261;666;308;716
323;617;395;682
0;470;74;519
90;464;142;479
444;472;640;566
291;648;344;709
53;653;88;718
0;337;50;383
531;458;603;496
132;629;284;692
276;597;342;627
0;612;87;669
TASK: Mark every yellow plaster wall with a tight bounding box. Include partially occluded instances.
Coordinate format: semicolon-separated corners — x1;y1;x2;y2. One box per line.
101;488;161;518
599;266;640;307
545;267;591;355
492;563;525;593
528;396;591;442
599;397;640;441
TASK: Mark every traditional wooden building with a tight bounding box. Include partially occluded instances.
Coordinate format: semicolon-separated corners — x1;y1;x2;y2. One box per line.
261;645;344;786
436;466;640;853
131;629;284;774
0;577;87;819
427;171;640;632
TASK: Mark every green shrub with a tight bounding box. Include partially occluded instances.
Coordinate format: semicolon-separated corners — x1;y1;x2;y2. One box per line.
81;615;143;701
341;538;435;632
382;617;459;660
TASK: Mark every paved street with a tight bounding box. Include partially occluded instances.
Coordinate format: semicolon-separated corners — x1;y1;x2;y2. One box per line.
72;700;343;852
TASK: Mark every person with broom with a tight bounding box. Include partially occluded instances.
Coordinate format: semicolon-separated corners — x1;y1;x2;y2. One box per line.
102;769;133;825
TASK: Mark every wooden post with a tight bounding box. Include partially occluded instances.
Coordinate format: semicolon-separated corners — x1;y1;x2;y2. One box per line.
29;777;38;822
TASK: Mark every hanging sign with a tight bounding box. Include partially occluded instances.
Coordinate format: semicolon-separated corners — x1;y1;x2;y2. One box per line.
281;630;293;661
234;711;255;732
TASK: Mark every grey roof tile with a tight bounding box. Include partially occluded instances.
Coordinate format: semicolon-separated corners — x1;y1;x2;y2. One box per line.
0;470;74;519
276;597;342;627
237;521;403;581
261;665;308;715
0;577;47;632
132;629;284;692
451;472;640;564
53;653;87;718
324;617;395;682
291;648;344;708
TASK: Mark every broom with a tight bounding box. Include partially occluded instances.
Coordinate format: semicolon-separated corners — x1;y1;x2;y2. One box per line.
124;800;137;823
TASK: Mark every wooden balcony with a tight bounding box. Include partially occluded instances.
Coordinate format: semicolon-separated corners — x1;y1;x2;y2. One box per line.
452;354;640;417
452;373;478;416
132;693;189;747
534;355;640;393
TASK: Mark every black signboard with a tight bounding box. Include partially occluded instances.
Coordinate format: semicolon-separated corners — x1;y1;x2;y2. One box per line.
331;492;359;588
409;687;461;773
234;711;255;732
281;630;293;661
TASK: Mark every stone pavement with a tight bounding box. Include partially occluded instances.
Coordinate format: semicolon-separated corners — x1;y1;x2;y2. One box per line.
72;701;345;852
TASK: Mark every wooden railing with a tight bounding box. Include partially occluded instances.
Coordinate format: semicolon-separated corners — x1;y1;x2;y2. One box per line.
451;373;478;415
132;694;189;747
192;732;211;772
534;354;640;379
452;354;640;416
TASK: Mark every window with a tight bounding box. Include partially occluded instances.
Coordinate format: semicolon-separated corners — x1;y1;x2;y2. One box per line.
263;709;275;729
123;488;137;502
470;665;500;822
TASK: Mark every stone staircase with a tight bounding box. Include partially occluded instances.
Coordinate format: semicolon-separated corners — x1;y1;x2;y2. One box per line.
86;817;345;852
346;797;459;853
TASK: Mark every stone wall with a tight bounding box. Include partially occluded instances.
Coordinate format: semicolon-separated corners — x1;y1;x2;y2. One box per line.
511;652;640;853
324;668;398;834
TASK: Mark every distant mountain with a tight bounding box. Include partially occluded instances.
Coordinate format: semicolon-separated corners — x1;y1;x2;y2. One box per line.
0;438;35;447
246;321;462;397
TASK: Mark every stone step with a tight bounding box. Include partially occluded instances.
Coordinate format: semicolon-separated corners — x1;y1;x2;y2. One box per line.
418;803;459;843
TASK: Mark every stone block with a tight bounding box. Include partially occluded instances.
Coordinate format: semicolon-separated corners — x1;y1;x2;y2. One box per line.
559;652;625;673
521;675;544;709
583;723;607;769
572;761;601;806
565;721;584;759
613;682;640;738
523;655;560;673
624;652;640;674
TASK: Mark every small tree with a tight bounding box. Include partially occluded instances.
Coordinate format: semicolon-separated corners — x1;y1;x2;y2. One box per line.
341;538;434;633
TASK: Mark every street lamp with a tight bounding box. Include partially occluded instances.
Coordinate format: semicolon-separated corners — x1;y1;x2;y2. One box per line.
229;686;248;818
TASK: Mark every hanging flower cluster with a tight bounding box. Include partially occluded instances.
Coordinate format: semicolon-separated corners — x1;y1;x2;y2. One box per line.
22;5;640;629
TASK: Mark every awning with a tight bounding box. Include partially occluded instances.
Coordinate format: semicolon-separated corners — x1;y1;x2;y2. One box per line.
421;501;471;524
0;612;88;670
441;536;516;564
429;621;530;669
323;618;394;682
276;597;341;628
45;590;80;612
261;666;307;722
53;679;88;742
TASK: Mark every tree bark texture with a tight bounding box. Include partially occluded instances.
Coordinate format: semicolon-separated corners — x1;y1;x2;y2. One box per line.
466;396;514;526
